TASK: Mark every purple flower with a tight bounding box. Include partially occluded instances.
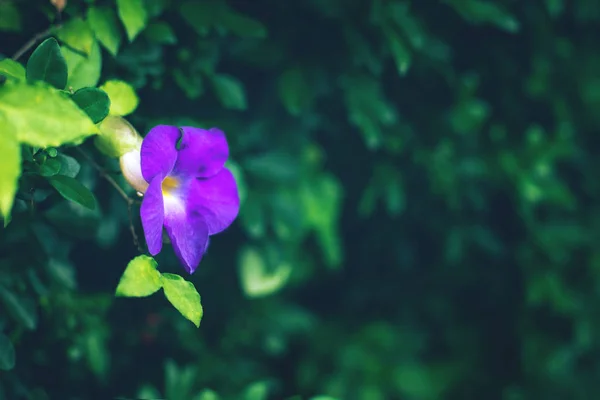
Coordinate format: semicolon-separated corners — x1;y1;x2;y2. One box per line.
139;125;239;274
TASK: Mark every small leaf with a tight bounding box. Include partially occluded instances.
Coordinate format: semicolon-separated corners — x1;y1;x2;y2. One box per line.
144;21;177;44
115;255;163;297
56;154;81;177
0;59;26;80
0;133;21;219
0;81;98;147
62;40;102;91
87;6;122;56
56;18;95;55
211;74;247;110
238;247;292;298
117;0;148;41
161;273;203;327
278;68;313;116
0;2;21;32
0;333;15;371
38;158;61;177
47;175;97;210
26;38;68;89
0;287;37;330
221;12;267;38
71;87;111;124
100;80;139;116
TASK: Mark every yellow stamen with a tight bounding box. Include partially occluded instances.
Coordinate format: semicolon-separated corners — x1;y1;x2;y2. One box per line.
162;176;179;196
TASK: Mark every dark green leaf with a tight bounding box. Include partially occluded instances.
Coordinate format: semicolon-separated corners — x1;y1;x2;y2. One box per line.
47;175;97;210
0;333;15;370
144;21;177;44
0;2;21;32
0;286;37;330
56;154;80;177
211;74;247;110
38;158;61;177
26;38;68;89
71;87;111;124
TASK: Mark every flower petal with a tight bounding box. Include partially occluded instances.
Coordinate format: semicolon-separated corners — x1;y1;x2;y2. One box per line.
173;127;229;178
163;195;209;274
140;125;180;182
140;177;165;255
187;167;239;235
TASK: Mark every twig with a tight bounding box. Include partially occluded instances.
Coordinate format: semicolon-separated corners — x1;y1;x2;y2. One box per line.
12;25;61;61
75;147;143;252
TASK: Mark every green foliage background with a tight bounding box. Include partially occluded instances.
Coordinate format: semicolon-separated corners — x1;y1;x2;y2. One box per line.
1;0;599;399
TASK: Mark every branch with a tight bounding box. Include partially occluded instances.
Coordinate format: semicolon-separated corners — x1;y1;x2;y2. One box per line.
75;148;143;252
12;25;61;61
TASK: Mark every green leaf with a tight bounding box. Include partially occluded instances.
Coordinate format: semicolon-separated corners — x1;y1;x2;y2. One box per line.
211;74;247;110
99;80;139;116
117;0;148;41
0;133;20;219
0;2;21;32
0;81;98;147
161;273;203;327
220;12;267;38
62;40;102;91
71;87;111;124
278;68;313;116
238;247;292;298
0;59;26;80
56;154;81;177
87;6;122;56
38;158;61;177
144;21;177;44
0;286;37;330
115;255;163;297
445;0;520;33
47;175;97;210
387;32;411;75
26;38;68;89
56;18;95;55
0;333;15;371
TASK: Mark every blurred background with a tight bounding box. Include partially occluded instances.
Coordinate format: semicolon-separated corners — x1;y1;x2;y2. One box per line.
2;0;600;399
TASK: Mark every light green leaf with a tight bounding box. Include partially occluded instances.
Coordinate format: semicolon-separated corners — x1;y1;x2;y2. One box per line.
278;68;313;115
0;2;21;32
0;59;25;80
115;255;163;297
71;87;111;124
0;333;15;371
47;175;97;210
0;132;20;219
161;273;203;328
87;6;122;56
211;74;247;110
0;81;98;147
56;18;95;55
100;80;139;116
238;247;292;298
194;390;220;400
62;40;102;91
117;0;148;41
26;38;68;89
144;21;177;44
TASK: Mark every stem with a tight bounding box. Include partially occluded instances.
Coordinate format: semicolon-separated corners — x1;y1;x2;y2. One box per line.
12;25;61;61
75;148;143;252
